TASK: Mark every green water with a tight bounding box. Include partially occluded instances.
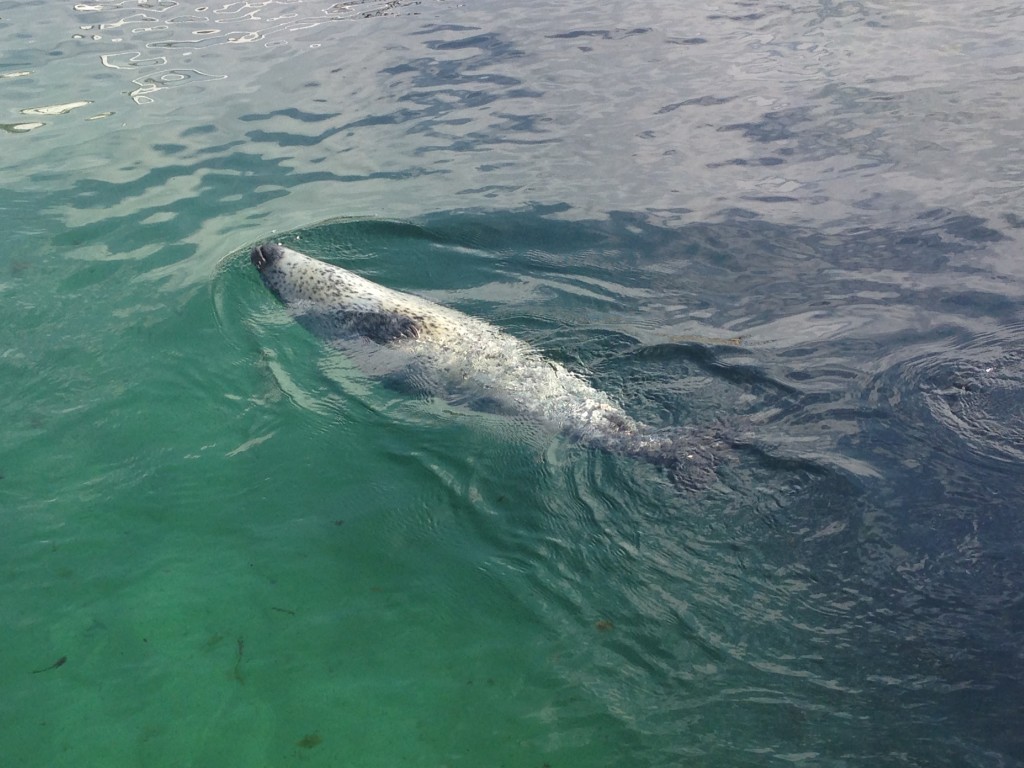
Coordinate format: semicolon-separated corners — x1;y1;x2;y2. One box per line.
1;218;642;766
3;206;1017;766
0;208;840;766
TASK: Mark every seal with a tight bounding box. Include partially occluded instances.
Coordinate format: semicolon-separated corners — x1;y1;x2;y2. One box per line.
251;242;716;487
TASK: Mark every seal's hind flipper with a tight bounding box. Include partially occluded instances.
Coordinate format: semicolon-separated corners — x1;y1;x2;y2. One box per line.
662;439;719;491
624;425;725;492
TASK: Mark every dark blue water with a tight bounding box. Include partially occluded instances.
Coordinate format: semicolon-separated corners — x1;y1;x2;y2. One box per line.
1;1;1022;766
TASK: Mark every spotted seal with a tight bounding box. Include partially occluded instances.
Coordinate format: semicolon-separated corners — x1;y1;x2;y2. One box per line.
251;242;716;487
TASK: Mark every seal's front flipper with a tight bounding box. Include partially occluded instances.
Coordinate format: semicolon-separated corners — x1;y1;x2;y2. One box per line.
379;366;509;414
378;361;441;401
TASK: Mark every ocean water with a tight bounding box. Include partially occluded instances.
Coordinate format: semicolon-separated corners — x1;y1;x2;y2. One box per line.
2;1;1023;766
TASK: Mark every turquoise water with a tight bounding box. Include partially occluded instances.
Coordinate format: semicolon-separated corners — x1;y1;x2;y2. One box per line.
3;1;1024;766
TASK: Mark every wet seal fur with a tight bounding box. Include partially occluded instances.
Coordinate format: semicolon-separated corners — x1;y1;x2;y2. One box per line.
251;242;718;488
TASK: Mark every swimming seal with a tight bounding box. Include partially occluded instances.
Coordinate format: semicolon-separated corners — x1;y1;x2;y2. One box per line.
251;242;717;487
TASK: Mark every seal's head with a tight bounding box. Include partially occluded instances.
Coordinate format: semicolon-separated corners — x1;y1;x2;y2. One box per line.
250;241;426;343
250;241;281;272
251;242;285;301
250;242;331;307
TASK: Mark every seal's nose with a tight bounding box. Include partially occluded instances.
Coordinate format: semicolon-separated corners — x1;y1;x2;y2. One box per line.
250;243;281;271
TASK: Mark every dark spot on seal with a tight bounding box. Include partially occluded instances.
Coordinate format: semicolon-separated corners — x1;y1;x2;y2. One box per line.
355;311;423;343
307;309;424;344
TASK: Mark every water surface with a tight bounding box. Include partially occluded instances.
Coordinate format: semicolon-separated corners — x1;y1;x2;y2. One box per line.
2;1;1023;766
